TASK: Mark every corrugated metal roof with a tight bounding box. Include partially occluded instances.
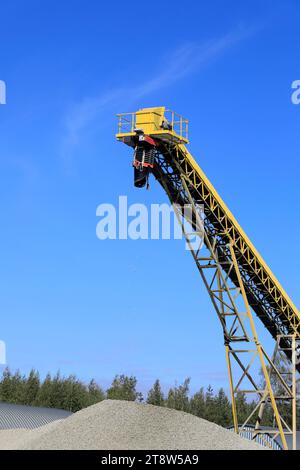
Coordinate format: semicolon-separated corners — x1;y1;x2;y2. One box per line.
0;402;72;429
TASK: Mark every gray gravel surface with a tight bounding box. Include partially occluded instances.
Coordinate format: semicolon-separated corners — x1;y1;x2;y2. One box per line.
0;400;263;450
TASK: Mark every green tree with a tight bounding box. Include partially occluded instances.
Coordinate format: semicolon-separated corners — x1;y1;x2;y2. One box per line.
166;388;175;409
204;385;215;422
23;369;40;405
214;388;231;426
48;371;66;409
0;368;13;402
35;373;53;408
0;368;26;404
62;375;89;412
10;370;26;403
166;378;190;412
190;387;205;418
87;379;106;406
235;390;248;425
147;379;165;406
107;375;142;402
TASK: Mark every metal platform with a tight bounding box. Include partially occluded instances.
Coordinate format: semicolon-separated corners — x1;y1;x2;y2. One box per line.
116;107;189;145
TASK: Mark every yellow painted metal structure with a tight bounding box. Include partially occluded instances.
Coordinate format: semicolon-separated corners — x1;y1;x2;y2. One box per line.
117;107;299;450
117;107;189;144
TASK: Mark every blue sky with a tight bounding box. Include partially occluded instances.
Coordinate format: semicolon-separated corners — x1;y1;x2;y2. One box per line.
0;0;299;396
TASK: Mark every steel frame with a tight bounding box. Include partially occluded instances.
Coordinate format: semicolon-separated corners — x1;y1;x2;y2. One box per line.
152;143;300;365
116;108;300;450
255;335;298;450
153;144;298;450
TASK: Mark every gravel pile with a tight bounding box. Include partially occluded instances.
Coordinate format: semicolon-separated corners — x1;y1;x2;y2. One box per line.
0;400;263;450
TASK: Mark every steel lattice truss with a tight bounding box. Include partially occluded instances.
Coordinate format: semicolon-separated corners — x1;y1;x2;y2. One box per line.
152;143;298;449
152;143;300;368
116;107;300;449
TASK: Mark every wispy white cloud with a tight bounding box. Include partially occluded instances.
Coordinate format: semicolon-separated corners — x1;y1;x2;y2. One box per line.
61;26;255;162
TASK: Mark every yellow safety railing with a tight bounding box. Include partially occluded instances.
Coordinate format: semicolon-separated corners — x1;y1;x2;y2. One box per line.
117;109;188;142
164;109;189;141
117;112;136;134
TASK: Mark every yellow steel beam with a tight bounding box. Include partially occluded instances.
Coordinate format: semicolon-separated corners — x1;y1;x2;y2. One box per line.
116;106;300;340
175;143;300;335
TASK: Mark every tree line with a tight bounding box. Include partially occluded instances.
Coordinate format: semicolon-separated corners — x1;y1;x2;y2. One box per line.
0;368;105;412
1;368;298;429
0;368;255;427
